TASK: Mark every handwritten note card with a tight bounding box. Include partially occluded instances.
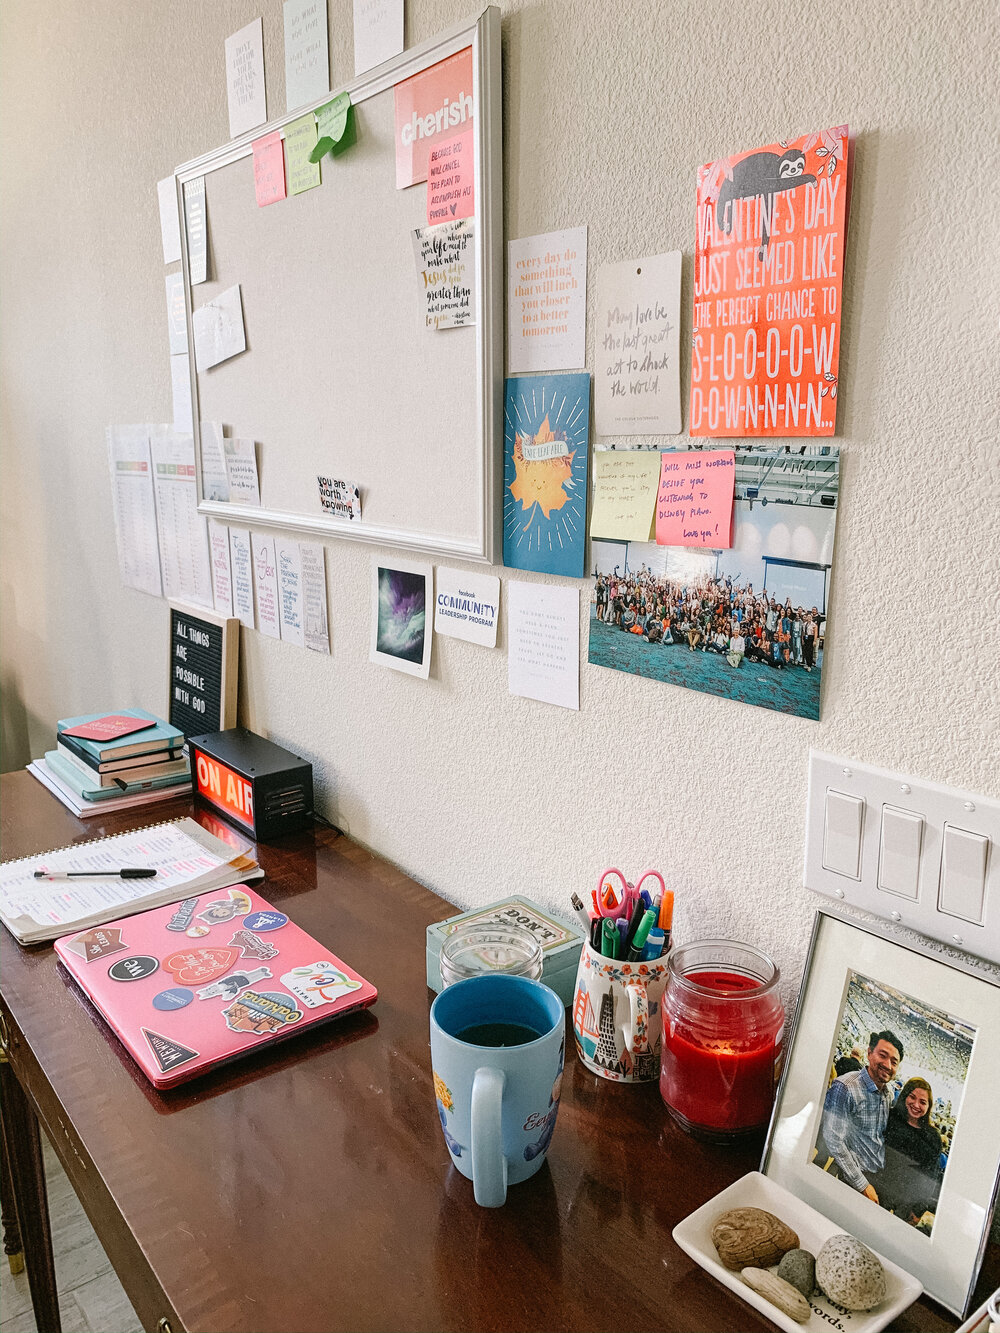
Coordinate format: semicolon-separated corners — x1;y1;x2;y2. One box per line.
193;285;246;372
595;252;682;436
354;0;403;76
208;518;234;617
508;227;587;374
589;451;661;541
507;581;579;711
300;541;330;653
251;532;281;638
224;439;261;505
225;18;267;140
253;131;286;207
276;539;305;647
285;113;321;194
655;450;735;548
426;125;474;227
411;219;475;330
283;0;329;112
229;527;255;628
183;176;208;285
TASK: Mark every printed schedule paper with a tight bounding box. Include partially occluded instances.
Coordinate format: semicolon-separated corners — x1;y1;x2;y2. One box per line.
507;581;579;711
150;428;214;609
107;425;162;598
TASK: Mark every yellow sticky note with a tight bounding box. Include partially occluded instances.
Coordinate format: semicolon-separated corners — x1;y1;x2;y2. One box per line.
285;113;321;195
589;450;661;541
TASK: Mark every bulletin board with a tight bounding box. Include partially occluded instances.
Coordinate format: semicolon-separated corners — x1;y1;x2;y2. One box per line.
174;7;502;563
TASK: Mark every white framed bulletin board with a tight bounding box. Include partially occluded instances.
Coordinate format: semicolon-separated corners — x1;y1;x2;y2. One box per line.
171;7;502;563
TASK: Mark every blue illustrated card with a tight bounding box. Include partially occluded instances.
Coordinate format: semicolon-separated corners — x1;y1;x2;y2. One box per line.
503;373;590;578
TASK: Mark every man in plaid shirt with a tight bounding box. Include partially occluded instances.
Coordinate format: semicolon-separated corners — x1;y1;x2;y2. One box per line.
820;1029;904;1203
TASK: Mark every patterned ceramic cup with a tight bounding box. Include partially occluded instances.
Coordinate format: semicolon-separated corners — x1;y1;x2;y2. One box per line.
571;943;671;1082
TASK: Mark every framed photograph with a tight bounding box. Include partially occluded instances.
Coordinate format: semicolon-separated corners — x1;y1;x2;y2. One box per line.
370;559;433;679
763;910;1000;1316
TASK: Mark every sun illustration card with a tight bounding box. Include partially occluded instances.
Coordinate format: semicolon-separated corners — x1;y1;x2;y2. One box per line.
503;373;590;578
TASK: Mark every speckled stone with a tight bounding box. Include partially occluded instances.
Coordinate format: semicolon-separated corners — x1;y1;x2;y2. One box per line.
777;1248;816;1299
815;1233;887;1311
742;1267;812;1324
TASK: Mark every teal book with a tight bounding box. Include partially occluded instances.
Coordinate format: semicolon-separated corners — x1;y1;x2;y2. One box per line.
56;709;184;762
45;750;190;802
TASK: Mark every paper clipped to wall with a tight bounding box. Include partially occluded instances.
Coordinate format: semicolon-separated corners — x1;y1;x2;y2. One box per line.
284;0;329;112
589;451;660;542
157;177;182;264
183;176;208;285
507;581;579;711
508;227;587;374
285;113;321;194
354;0;403;76
691;124;849;437
411;219;475;330
317;476;361;520
225;17;267;140
594;252;682;436
107;425;162;598
434;567;500;647
502;373;590;579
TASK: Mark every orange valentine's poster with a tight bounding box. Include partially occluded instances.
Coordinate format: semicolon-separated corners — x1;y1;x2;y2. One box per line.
690;125;849;438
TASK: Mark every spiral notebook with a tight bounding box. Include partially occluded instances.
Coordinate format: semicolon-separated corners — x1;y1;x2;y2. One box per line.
0;817;262;944
54;886;377;1088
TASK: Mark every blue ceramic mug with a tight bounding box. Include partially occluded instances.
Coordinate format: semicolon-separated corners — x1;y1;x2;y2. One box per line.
430;974;565;1207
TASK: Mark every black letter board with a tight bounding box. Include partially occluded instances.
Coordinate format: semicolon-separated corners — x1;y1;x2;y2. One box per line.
168;603;239;738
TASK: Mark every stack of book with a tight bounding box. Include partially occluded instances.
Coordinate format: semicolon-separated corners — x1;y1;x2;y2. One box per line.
28;709;191;817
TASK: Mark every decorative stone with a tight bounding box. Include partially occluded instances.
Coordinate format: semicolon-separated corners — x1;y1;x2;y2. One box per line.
711;1207;800;1271
777;1248;816;1299
815;1233;887;1311
742;1267;812;1324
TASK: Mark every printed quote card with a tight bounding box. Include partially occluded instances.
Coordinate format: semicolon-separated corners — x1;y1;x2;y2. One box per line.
411;218;475;330
595;252;681;436
507;581;579;710
508;227;587;374
226;18;267;140
691;125;849;436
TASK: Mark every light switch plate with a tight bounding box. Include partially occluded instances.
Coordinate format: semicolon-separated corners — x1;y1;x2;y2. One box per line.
804;751;1000;965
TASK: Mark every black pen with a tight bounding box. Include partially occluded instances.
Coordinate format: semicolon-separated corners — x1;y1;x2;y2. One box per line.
33;868;158;880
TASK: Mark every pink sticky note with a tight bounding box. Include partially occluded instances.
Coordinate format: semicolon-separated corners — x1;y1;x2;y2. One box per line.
655;450;735;548
426;124;474;227
253;132;286;207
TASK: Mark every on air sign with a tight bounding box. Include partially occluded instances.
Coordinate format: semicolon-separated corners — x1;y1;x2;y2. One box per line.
394;47;473;190
194;751;254;831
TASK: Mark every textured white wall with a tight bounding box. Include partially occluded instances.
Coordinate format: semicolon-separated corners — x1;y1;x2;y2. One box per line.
2;0;998;1003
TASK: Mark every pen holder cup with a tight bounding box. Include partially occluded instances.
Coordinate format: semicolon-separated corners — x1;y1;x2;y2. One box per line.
571;943;670;1082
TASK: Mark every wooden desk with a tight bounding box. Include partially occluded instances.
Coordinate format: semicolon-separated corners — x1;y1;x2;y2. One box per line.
0;771;986;1332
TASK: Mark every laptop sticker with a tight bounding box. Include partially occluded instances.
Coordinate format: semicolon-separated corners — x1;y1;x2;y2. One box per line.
197;966;273;1000
64;927;128;962
281;962;363;1009
222;989;302;1035
229;928;279;960
109;955;159;982
142;1027;200;1074
163;947;240;985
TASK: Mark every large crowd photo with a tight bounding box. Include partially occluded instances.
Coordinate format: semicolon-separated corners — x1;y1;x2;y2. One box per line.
587;445;840;720
812;971;976;1239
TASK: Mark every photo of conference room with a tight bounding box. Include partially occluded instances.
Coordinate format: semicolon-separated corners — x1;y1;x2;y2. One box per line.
588;447;840;719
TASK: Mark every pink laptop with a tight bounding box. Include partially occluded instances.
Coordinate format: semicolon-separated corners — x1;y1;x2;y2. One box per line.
54;887;377;1088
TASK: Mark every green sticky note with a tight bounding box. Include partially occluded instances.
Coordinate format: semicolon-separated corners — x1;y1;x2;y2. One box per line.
285;113;321;194
314;92;351;151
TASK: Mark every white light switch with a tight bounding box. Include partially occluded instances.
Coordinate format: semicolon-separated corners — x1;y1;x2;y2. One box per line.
939;825;989;924
822;789;864;879
877;806;923;900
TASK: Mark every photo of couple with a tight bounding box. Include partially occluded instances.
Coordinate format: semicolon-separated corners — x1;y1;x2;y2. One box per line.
812;971;976;1238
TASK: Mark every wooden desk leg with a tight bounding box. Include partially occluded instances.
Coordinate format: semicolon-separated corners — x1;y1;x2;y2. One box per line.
0;1128;25;1274
0;1051;61;1333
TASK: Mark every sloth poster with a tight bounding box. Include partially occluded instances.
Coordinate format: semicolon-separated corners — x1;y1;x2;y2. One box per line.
691;125;849;438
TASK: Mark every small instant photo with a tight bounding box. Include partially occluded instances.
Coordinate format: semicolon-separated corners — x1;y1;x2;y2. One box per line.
763;909;1000;1317
369;558;433;679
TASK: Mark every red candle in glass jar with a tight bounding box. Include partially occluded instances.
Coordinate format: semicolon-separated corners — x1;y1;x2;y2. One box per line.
660;944;784;1142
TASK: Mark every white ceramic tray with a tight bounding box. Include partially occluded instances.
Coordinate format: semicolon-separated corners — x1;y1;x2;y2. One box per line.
673;1171;922;1333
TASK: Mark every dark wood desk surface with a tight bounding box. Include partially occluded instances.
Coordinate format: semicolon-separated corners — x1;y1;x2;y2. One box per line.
0;771;985;1332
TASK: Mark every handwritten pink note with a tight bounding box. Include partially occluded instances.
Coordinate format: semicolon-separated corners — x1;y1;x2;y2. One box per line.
655;449;735;548
426;125;474;227
253;131;286;207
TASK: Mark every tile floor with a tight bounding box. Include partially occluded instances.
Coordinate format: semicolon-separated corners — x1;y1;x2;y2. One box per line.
0;1138;141;1333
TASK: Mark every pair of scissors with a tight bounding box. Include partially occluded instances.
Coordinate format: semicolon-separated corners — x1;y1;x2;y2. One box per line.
593;867;665;920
